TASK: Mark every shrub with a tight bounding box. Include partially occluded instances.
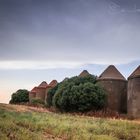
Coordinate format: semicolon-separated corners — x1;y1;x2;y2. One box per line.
46;84;59;107
9;89;29;104
53;75;107;112
30;98;45;107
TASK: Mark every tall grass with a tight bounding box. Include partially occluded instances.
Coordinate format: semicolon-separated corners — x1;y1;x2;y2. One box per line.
0;105;140;140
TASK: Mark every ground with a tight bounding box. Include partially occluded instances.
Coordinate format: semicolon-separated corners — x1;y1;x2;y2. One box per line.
0;103;140;140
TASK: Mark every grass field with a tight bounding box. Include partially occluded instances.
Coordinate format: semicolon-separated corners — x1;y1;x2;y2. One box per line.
0;104;140;140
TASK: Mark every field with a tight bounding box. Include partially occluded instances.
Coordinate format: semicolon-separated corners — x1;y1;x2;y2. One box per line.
0;104;140;140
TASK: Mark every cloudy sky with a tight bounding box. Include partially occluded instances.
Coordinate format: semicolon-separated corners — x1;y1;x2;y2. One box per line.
0;0;140;103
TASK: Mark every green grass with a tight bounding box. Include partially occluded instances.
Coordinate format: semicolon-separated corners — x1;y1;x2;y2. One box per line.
0;104;140;140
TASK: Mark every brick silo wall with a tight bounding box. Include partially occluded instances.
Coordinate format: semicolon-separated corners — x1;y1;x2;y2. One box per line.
35;88;46;102
97;79;127;113
29;92;36;103
45;87;51;104
127;77;140;118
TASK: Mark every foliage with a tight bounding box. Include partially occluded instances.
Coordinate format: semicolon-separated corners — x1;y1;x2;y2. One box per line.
53;75;107;112
9;89;29;104
0;104;140;140
30;98;44;107
46;84;59;107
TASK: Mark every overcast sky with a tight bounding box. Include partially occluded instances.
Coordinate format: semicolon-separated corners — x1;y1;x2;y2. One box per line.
0;0;140;103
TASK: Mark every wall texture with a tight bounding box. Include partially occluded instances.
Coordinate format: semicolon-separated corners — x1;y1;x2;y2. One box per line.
98;79;127;113
97;65;127;113
29;80;58;103
128;77;140;118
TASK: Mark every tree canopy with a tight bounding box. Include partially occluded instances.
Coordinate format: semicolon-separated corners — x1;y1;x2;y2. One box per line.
52;75;107;112
9;89;29;104
46;84;59;107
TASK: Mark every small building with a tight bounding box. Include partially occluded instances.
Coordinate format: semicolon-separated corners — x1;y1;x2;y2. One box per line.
98;65;127;113
127;66;140;118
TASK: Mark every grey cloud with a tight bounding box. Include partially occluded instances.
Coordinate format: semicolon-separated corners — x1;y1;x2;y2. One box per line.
0;0;140;64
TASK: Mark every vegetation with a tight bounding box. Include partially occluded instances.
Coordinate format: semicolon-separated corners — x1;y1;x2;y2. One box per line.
9;89;29;104
46;84;59;107
0;104;140;140
30;98;45;107
52;75;107;112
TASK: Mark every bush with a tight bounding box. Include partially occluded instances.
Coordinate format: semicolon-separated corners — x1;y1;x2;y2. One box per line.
53;75;107;112
30;98;45;107
46;84;59;107
9;89;29;104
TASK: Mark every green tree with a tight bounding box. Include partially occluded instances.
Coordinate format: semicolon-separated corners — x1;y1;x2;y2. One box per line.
53;75;107;112
9;89;29;104
46;84;59;107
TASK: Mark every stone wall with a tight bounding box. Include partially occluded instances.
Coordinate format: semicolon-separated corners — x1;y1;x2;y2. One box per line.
35;87;46;101
98;79;127;113
29;80;58;103
127;77;140;118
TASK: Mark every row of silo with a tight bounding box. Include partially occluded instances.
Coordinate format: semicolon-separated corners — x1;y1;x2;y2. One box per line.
29;65;140;118
97;65;140;118
29;80;58;103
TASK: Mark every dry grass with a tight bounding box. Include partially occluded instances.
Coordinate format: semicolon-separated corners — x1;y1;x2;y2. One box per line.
0;104;140;140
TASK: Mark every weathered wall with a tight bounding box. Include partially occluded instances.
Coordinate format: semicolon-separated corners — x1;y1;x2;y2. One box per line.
45;87;51;103
120;81;127;113
127;77;140;118
29;92;36;102
35;88;46;101
98;79;127;113
29;81;58;103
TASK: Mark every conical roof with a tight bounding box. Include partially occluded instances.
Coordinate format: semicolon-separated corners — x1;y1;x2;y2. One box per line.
79;70;90;77
98;65;126;80
30;87;37;93
38;81;48;88
128;65;140;79
49;80;58;87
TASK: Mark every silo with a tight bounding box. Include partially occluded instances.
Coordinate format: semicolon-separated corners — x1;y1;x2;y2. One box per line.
127;66;140;118
45;80;58;103
35;81;48;101
29;87;37;102
98;65;127;113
